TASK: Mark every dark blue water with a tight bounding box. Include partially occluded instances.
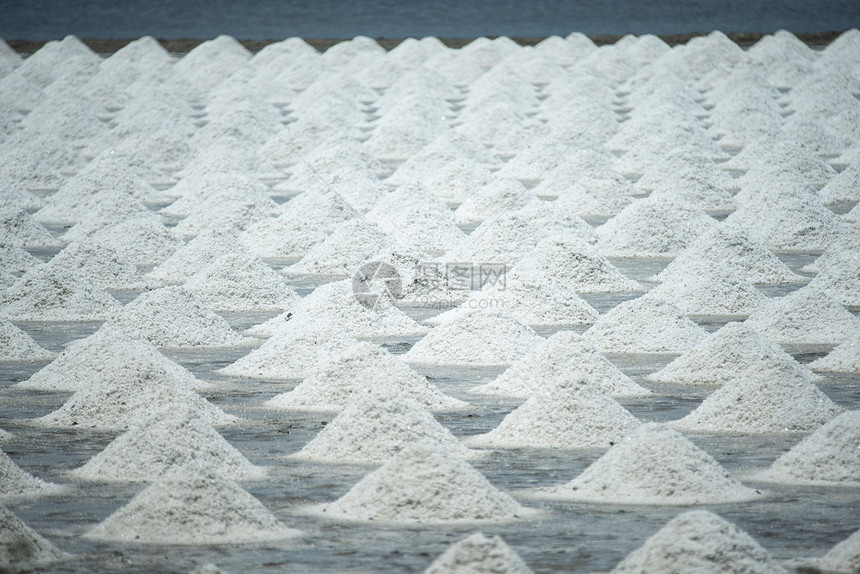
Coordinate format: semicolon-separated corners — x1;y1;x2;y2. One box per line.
1;0;858;40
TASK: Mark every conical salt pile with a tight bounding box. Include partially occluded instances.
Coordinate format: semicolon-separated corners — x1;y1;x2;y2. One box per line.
72;405;266;482
85;461;299;544
813;529;860;574
467;372;641;449
0;264;122;321
648;322;821;386
0;318;53;361
1;449;63;498
425;533;533;574
754;410;860;485
806;251;860;307
147;228;250;285
655;222;805;285
314;440;533;523
266;342;466;412
0;240;40;275
672;361;841;433
33;361;235;430
452;177;534;226
745;285;860;345
583;295;708;354
88;216;182;267
286;218;394;276
819;163;860;206
275;189;358;234
240;212;328;259
184;252;300;312
104;286;252;348
508;235;641;293
0;209;61;249
648;260;767;316
220;321;358;380
17;329;209;392
445;213;546;267
0;505;68;570
540;424;759;505
809;333;860;373
405;310;543;367
50;238;153;290
292;387;474;464
472;331;650;398
610;510;786;574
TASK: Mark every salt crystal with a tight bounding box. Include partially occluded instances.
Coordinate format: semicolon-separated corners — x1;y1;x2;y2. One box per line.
583;295;708;354
50;238;152;290
0;209;61;248
0;505;68;569
816;529;860;574
85;461;298;544
162;172;275;217
445;214;545;267
0;184;44;212
240;211;328;259
89;216;182;267
0;240;38;275
467;372;641;449
170;189;280;240
0;449;62;498
314;440;533;523
286;218;394;276
147;229;250;285
805;251;860;307
754;410;860;485
809;333;860;373
819;164;860;205
0;318;54;361
292;387;474;464
540;424;759;504
610;510;785;574
425;532;533;574
737;141;837;190
514;199;596;243
266;342;465;412
648;322;822;386
72;405;265;482
648;260;768;316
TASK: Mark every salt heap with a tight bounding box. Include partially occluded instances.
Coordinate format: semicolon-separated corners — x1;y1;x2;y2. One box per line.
452;177;534;226
292;387;473;464
103;287;252;348
169;182;280;240
819;164;860;206
754;410;860;486
405;310;543;367
266;342;466;412
467;372;641;450
648;322;821;386
445;214;546;266
425;533;533;574
539;424;759;505
813;529;860;574
85;461;299;544
147;228;249;285
654;222;806;285
286;218;394;276
0;209;61;248
0;505;68;571
809;333;860;373
0;240;40;275
515;199;597;243
33;360;235;430
595;197;716;257
240;212;328;259
89;216;182;267
72;405;266;482
472;331;651;398
745;285;860;345
0;264;121;321
0;318;53;361
276;189;358;234
50;239;152;290
184;252;300;312
610;510;786;574
648;260;768;316
672;361;841;433
806;252;860;307
220;322;358;380
508;235;642;293
314;440;532;523
1;449;63;498
17;329;209;392
583;295;708;354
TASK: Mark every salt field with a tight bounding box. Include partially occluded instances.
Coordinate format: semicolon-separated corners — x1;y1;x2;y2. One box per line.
1;29;859;574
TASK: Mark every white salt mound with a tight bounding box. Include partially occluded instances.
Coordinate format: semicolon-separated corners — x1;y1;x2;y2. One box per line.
292;387;474;464
50;239;152;290
583;295;708;354
806;251;860;307
467;372;641;449
0;319;53;361
540;423;759;505
754;410;860;485
809;333;860;373
816;529;860;574
147;228;249;285
1;449;63;499
648;259;767;316
425;533;534;574
240;213;328;259
0;264;121;321
610;510;786;574
0;240;40;274
671;361;842;433
315;440;533;523
89;216;181;267
647;322;821;386
266;342;466;412
220;321;358;380
0;505;68;570
445;214;545;267
72;405;265;482
105;286;252;348
17;329;209;392
85;462;299;544
184;252;300;312
472;331;650;398
745;285;860;345
405;310;543;367
819;164;860;205
286;218;393;276
0;209;61;248
32;361;235;430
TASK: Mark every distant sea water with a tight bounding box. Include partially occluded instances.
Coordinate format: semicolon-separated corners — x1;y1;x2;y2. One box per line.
2;0;859;40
